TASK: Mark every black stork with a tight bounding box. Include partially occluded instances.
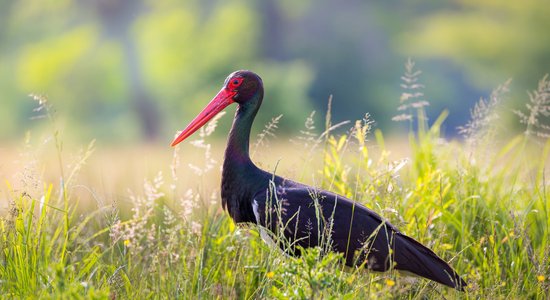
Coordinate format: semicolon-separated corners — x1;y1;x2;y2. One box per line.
171;70;466;290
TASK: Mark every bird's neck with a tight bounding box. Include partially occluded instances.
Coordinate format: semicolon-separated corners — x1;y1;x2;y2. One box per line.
221;95;267;223
224;98;261;169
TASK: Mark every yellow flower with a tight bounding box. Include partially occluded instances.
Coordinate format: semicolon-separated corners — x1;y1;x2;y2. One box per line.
441;243;453;250
266;271;274;279
385;279;395;287
537;275;545;282
123;239;130;247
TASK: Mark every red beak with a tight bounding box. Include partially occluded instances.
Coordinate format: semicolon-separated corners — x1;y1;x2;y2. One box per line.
171;88;236;147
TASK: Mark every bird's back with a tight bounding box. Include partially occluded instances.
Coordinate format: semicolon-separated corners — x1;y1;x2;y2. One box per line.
250;177;465;290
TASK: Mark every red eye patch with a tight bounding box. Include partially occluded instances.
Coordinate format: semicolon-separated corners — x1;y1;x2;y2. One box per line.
228;77;244;89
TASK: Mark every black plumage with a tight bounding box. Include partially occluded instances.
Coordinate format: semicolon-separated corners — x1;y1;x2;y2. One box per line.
172;70;466;290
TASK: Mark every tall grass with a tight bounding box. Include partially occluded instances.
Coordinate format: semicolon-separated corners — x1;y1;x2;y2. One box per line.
1;65;549;299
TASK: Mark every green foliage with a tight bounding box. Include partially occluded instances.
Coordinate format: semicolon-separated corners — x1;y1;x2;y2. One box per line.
0;185;111;299
0;0;316;142
316;93;550;298
399;0;550;90
3;74;550;298
268;247;356;299
2;1;548;141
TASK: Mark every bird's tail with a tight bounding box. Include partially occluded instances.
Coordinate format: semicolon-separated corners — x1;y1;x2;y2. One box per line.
393;233;466;291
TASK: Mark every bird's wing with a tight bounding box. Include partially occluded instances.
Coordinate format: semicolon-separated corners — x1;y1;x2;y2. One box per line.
252;182;466;290
252;182;399;269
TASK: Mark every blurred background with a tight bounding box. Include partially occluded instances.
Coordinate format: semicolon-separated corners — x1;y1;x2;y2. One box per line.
1;0;549;144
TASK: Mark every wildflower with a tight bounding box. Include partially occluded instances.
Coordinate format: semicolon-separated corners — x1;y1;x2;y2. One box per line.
123;239;130;247
266;271;275;279
392;58;429;124
191;221;202;235
537;275;545;282
144;172;165;202
441;243;453;250
514;75;550;138
479;236;486;245
180;189;196;219
385;278;395;287
458;79;510;142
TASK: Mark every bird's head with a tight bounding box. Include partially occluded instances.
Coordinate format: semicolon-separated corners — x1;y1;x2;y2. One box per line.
224;70;263;104
171;70;263;147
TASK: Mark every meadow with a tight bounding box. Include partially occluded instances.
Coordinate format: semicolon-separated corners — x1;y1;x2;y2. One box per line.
1;68;550;299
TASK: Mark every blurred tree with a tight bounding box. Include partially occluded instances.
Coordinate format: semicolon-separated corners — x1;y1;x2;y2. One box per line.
0;1;18;136
87;0;160;140
399;0;550;97
1;0;313;142
258;1;399;128
259;0;286;61
1;0;548;142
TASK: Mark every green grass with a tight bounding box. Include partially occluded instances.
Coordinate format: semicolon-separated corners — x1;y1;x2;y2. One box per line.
1;71;550;299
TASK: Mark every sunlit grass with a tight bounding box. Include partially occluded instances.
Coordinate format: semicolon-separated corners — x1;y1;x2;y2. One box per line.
1;70;550;299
